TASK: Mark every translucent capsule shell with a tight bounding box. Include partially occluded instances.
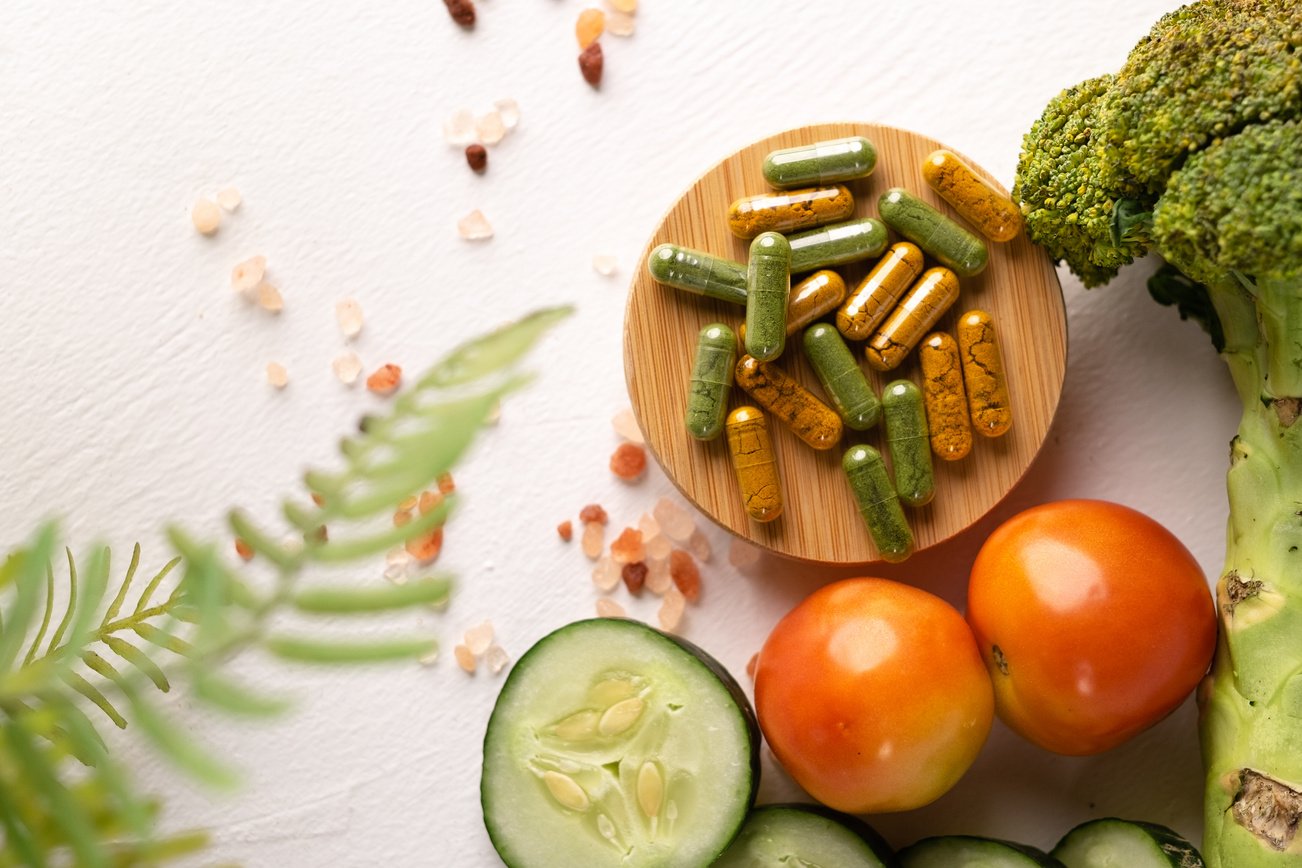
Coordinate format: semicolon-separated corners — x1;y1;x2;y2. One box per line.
726;185;855;239
957;310;1013;437
684;323;737;441
647;243;748;306
837;243;925;341
738;270;846;343
762;136;877;188
787;217;888;274
878;187;988;278
843;445;914;563
725;406;783;523
919;332;973;461
734;355;843;451
882;380;935;507
802;324;880;431
865;267;961;372
744;232;791;362
922;150;1022;243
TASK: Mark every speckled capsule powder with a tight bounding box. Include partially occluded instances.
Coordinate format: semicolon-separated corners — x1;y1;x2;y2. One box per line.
726;185;855;239
738;270;846;343
762;136;877;188
802;324;880;431
919;332;973;460
843;445;914;563
837;242;925;341
921;150;1022;243
957;310;1013;437
744;232;791;362
883;380;935;507
647;243;748;306
787;217;888;273
725;406;783;523
734;355;843;451
865;267;961;372
684;323;737;441
878;187;989;277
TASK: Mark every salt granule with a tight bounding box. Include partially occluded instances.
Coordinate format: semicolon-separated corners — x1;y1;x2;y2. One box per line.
266;362;288;389
257;283;284;313
596;598;626;618
645;533;671;561
606;8;635;36
592;556;621;592
494;98;521;130
443;108;477;146
336;298;364;339
612;408;645;444
418;647;440;667
191;198;222;235
592;254;618;276
457;209;494;241
607;0;637;13
454;644;477;674
610;528;645;565
464;620;495;656
332;351;362;385
728;538;761;570
216;187;243;211
688;529;712;563
637;512;660;540
645;556;671;595
231;256;266;294
653;497;695;543
622;562;647;595
669;549;701;601
485;644;510;675
658;587;686;632
476;111;506;146
581;520;605;560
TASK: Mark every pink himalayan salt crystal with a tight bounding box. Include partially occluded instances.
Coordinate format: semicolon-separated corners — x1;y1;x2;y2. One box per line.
191;198;222;235
257;283;284;312
464;620;494;656
581;520;605;560
332;351;362;385
454;644;477;674
596;597;626;618
443;108;477;146
645;556;671;595
653;497;695;543
592;254;618;276
688;529;711;563
592;555;620;592
457;209;494;241
216;186;243;211
612;408;645;444
485;644;510;675
746;653;758;680
266;362;288;389
637;512;660;541
476;110;506;145
658;587;686;632
336;298;364;339
607;0;637;13
418;646;440;667
609;527;645;565
645;533;671;562
605;8;635;36
494;98;520;130
669;549;701;601
231;256;266;294
728;538;761;570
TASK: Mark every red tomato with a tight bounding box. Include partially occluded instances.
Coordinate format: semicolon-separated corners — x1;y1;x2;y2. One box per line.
966;499;1216;756
754;578;993;813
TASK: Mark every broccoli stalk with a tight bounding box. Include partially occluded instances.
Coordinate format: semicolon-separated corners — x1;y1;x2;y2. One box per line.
1014;1;1302;863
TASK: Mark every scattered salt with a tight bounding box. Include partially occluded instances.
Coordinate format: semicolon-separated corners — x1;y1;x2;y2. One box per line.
669;549;701;601
610;527;645;565
464;620;495;656
332;351;362;385
596;598;626;619
216;187;243;211
592;254;618;276
653;497;695;543
658;587;686;632
688;529;711;563
728;538;761;570
645;533;671;561
612;408;645;444
745;653;758;680
576;7;606;47
191;198;222;235
494;98;521;130
606;8;635;36
231;256;266;294
336;298;364;339
266;362;288;389
457;209;494;241
454;644;477;674
592;555;620;591
443;108;477;146
607;0;637;12
476;110;506;146
645;556;671;595
637;512;660;541
256;283;284;313
581;520;605;560
485;644;511;675
418;647;440;667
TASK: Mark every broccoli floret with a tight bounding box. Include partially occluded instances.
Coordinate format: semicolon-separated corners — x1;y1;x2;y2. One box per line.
1104;0;1302;194
1012;75;1153;287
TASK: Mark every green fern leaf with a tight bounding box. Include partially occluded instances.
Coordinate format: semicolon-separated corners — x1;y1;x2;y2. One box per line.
59;670;126;730
0;774;46;868
45;549;79;656
131;624;192;657
264;634;437;664
101;544;139;625
5;718;107;868
131;555;180;616
21;563;54;667
102;636;169;693
51;697;150;838
292;576;452;614
192;671;288;717
119;685;237;789
424;305;572;387
0;525;56;671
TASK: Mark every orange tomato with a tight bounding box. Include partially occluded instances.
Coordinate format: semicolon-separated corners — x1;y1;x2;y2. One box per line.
967;499;1216;755
754;578;993;813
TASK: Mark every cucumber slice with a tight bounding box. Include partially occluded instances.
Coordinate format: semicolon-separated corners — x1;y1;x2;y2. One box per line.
900;835;1065;867
714;804;898;867
480;618;759;868
1052;818;1204;868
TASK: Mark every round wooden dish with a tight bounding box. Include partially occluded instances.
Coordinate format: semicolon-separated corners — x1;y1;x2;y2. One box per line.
623;122;1066;564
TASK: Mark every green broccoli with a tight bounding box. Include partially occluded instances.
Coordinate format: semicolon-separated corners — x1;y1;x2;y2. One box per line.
1015;2;1302;864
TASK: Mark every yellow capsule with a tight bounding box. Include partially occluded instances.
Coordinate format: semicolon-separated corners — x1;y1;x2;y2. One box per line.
957;310;1013;437
738;269;847;342
734;355;843;451
725;406;783;523
726;185;855;239
864;268;961;372
921;150;1023;243
836;243;925;341
919;332;973;461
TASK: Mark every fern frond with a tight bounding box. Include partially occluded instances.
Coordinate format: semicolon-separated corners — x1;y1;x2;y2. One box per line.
102;637;168;693
0;525;56;672
101;544;138;626
131;623;191;656
292;576;452;614
5;718;107;867
59;670;126;730
22;563;54;667
45;549;78;657
119;684;237;789
131;556;180;616
264;634;437;665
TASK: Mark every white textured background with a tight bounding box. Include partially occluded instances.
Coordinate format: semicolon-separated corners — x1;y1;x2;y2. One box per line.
0;1;1240;864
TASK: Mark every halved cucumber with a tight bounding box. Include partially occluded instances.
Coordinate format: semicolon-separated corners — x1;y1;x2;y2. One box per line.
1052;818;1204;868
480;618;759;868
900;835;1065;867
714;803;898;867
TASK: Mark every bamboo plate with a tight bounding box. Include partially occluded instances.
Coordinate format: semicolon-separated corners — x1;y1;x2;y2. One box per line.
623;122;1066;564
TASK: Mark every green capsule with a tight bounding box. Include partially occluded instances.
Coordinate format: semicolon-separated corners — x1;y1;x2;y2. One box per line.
647;243;748;306
745;232;791;362
843;445;914;563
802;324;880;430
788;217;889;273
877;188;989;278
762;136;878;188
882;380;934;507
685;323;738;441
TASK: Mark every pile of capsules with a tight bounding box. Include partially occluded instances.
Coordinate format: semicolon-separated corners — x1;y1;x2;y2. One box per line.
646;135;1022;562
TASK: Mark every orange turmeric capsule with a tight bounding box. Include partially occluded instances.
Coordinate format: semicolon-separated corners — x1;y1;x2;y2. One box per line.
738;269;847;342
836;243;925;341
921;149;1023;243
864;267;961;372
726;185;855;239
957;310;1013;437
919;332;973;461
725;406;783;523
734;355;843;450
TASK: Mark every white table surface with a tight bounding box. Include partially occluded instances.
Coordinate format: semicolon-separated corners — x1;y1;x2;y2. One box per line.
1;1;1240;864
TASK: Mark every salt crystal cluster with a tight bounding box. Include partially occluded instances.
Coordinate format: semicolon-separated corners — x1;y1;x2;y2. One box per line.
457;209;494;241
